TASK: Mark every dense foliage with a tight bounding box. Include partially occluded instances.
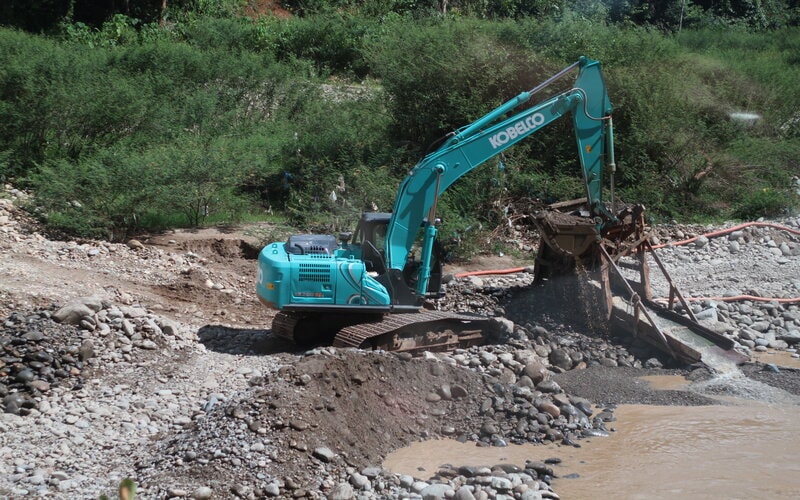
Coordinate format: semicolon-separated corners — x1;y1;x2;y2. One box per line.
1;1;798;250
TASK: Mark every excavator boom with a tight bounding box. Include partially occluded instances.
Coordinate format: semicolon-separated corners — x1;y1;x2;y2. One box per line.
386;56;614;274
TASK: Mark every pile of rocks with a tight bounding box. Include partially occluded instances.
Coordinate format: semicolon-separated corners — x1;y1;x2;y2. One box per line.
1;296;200;413
1;309;88;416
442;274;666;370
301;460;564;500
444;218;800;367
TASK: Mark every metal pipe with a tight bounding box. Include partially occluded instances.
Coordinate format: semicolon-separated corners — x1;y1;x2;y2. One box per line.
607;116;616;212
527;59;582;96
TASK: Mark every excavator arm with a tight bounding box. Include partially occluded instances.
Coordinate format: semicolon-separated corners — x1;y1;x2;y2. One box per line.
384;57;616;294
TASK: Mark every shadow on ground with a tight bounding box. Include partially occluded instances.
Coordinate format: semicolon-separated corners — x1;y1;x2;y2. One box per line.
198;324;300;355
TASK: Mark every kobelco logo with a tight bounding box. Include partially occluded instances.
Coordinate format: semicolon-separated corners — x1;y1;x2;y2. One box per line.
489;113;545;149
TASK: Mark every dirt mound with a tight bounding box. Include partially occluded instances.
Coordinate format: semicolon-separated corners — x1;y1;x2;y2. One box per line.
135;347;614;497
135;350;488;494
178;238;261;261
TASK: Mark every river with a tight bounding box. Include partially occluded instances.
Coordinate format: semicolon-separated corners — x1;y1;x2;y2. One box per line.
383;368;800;499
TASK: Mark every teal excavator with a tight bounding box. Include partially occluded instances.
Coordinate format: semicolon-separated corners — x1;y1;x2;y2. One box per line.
256;57;643;352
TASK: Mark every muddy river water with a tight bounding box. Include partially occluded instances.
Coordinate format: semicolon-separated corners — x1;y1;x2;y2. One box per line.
383;368;800;499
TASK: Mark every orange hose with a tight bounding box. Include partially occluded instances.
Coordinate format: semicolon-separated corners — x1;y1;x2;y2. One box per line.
454;267;527;278
453;221;800;305
650;221;800;304
650;221;800;250
655;295;800;304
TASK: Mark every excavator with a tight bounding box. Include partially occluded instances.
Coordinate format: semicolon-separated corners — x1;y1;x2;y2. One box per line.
256;56;643;353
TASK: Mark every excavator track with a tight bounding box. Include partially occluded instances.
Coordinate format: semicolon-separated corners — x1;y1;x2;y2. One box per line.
271;310;490;355
270;311;302;342
334;310;487;354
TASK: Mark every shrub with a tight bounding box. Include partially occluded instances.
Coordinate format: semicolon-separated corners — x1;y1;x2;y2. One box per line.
735;188;793;220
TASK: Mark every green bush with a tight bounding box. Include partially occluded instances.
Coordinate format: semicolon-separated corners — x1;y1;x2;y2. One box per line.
254;14;373;77
3;12;800;248
735;188;793;219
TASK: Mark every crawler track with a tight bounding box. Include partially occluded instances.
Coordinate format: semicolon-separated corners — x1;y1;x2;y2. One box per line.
271;310;489;354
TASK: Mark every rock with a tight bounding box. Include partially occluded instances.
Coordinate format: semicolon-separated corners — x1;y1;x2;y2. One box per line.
78;339;95;361
121;319;136;337
728;230;744;241
491;476;513;491
3;394;24;414
450;384;469;399
27;380;50;392
778;333;800;345
52;303;94;325
537;401;560;418
158;318;179;337
138;340;158;350
398;475;415;489
695;307;718;321
349;472;370;490
264;483;281;497
312;447;335;462
535;380;562;394
329;483;354;500
481;422;499;436
480;352;497;365
548;349;573;370
454;485;477;500
412;481;430;493
523;360;549;384
119;306;145;319
644;357;662;369
191;486;213;499
751;321;771;333
489;317;515;339
361;467;382;478
426;392;441;403
467;276;484;288
290;419;309;431
15;369;35;383
421;483;453;499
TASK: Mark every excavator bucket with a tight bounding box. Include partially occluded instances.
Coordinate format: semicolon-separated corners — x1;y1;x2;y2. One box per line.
531;199;646;283
530;201;746;370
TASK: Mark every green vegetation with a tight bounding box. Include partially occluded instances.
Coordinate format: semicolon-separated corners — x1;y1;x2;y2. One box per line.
99;477;136;500
1;1;798;253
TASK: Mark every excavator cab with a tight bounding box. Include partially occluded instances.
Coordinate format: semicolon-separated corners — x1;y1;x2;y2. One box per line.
349;212;445;296
350;212;391;275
